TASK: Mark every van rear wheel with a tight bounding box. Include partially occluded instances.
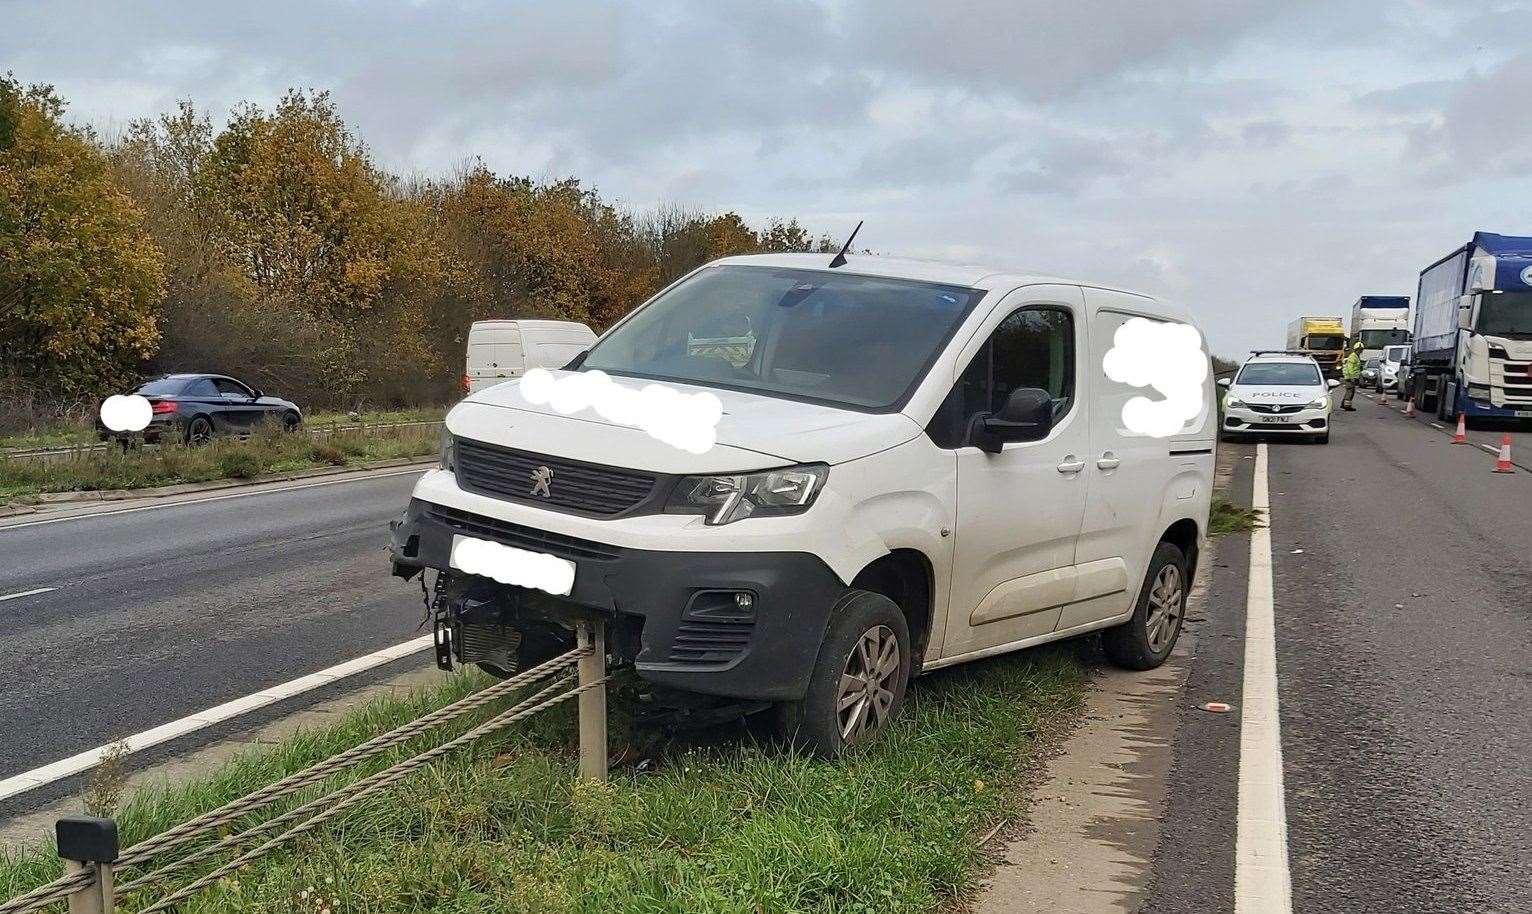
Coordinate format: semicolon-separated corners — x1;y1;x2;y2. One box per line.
1104;542;1187;671
776;589;910;758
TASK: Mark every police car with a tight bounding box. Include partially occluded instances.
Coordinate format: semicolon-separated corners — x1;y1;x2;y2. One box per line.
1218;351;1339;444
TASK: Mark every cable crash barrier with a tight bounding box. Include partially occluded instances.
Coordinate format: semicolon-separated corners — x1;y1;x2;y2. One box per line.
0;621;609;914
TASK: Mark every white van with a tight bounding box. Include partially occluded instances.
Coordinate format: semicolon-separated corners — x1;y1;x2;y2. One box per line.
465;320;596;394
393;255;1214;755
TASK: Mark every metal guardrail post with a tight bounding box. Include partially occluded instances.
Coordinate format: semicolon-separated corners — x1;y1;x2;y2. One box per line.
56;816;117;914
575;620;608;781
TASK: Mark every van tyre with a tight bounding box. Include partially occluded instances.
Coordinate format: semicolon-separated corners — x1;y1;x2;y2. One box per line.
777;589;910;758
1104;541;1187;671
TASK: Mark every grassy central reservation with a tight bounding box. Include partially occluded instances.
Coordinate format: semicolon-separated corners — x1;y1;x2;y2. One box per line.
0;651;1088;913
0;417;441;501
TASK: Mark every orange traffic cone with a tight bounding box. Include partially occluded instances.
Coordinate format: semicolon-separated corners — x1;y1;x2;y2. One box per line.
1493;434;1514;473
1452;413;1467;444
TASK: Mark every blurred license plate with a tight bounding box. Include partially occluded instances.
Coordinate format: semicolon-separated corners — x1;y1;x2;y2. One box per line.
450;535;576;596
1258;416;1295;424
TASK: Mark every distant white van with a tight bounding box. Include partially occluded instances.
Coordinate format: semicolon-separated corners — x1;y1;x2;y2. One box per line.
465;320;597;394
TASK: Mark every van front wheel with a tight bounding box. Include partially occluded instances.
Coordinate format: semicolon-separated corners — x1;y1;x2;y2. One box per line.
1104;542;1187;671
777;589;910;758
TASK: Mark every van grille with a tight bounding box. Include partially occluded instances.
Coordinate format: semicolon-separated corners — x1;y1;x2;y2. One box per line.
454;437;659;516
427;504;621;562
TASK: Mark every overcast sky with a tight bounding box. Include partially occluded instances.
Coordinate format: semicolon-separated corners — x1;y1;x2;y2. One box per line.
8;0;1531;356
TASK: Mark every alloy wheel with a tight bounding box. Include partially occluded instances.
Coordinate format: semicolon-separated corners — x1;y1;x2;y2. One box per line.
835;624;901;743
1145;564;1184;653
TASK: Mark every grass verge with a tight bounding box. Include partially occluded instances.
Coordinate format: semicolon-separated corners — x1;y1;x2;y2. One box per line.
0;424;438;500
1209;493;1263;536
1;650;1087;913
0;407;445;451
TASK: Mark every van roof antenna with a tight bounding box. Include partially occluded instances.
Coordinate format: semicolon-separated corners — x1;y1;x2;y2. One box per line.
828;220;863;269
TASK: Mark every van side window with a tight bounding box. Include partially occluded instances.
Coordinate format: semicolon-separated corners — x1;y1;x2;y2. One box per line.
927;307;1075;449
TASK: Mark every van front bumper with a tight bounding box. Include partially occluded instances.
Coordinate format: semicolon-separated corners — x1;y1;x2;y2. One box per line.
389;497;845;701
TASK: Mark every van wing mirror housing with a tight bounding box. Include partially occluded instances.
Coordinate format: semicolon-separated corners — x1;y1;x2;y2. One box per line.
1327;379;1340;389
1217;378;1231;387
973;387;1054;453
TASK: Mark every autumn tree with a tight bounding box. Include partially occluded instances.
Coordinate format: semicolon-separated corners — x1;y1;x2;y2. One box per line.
0;76;165;395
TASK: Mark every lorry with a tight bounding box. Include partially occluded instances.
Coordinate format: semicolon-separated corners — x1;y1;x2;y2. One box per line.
1285;316;1347;377
390;253;1214;756
1349;296;1412;361
1408;232;1532;422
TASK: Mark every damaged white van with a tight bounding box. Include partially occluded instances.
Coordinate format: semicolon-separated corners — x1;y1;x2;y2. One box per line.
390;254;1214;756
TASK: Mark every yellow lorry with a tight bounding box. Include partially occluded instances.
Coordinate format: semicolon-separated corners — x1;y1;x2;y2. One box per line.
1285;316;1347;377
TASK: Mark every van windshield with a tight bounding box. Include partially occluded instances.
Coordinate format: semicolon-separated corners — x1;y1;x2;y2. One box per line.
1237;362;1321;386
580;265;987;410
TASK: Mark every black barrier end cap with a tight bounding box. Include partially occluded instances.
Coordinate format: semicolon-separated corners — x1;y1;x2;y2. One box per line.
56;815;119;863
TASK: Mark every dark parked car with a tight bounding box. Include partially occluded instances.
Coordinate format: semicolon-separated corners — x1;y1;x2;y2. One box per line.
99;374;302;444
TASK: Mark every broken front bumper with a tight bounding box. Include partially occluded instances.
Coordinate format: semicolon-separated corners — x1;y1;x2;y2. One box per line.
388;497;845;701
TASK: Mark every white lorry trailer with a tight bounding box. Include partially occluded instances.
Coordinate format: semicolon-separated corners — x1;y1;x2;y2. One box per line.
1408;232;1532;421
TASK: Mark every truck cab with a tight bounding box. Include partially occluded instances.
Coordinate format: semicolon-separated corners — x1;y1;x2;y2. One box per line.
1350;296;1412;362
389;254;1214;756
1410;233;1532;421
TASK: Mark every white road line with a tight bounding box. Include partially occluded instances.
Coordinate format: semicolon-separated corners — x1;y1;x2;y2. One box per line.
0;634;433;803
0;466;430;532
0;587;56;603
1430;422;1444;430
1479;444;1500;454
1235;443;1293;914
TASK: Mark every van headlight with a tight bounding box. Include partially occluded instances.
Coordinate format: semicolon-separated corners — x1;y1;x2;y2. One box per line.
666;464;829;526
439;429;456;472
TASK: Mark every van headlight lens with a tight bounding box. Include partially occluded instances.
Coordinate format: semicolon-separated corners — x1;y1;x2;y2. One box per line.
439;429;456;472
666;464;829;525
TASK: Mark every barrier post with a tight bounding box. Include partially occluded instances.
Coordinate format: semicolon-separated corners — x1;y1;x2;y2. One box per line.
575;619;608;781
57;815;117;914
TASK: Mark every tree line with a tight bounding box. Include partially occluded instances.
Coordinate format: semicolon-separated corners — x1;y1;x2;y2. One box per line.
0;78;830;422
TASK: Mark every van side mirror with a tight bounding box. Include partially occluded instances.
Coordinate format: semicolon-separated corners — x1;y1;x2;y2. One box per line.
1217;378;1231;388
972;387;1054;453
1327;379;1340;389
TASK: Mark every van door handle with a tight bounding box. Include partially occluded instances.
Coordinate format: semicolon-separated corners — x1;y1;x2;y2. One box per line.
1097;452;1121;470
1057;456;1085;474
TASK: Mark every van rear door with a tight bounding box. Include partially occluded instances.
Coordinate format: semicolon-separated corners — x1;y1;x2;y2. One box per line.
466;323;524;392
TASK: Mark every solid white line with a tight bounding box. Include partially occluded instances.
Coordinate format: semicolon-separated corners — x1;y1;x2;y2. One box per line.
0;587;56;603
1235;443;1294;914
0;634;434;803
0;466;430;532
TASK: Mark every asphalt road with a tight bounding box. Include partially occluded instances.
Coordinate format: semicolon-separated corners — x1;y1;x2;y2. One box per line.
0;471;427;810
1145;397;1531;913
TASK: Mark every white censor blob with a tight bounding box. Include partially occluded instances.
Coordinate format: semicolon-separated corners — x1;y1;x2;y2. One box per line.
99;394;153;432
1101;318;1208;438
519;368;722;454
451;536;576;596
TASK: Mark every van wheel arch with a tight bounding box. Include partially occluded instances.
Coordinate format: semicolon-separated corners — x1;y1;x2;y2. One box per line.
1158;518;1200;583
849;549;934;676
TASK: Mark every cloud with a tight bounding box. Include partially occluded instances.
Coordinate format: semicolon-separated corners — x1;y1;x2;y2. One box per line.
1102;318;1209;438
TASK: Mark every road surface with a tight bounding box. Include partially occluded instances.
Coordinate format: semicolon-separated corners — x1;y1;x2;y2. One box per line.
1144;395;1531;913
0;471;428;814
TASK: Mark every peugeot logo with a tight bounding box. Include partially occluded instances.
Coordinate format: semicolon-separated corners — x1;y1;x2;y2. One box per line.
529;466;553;498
